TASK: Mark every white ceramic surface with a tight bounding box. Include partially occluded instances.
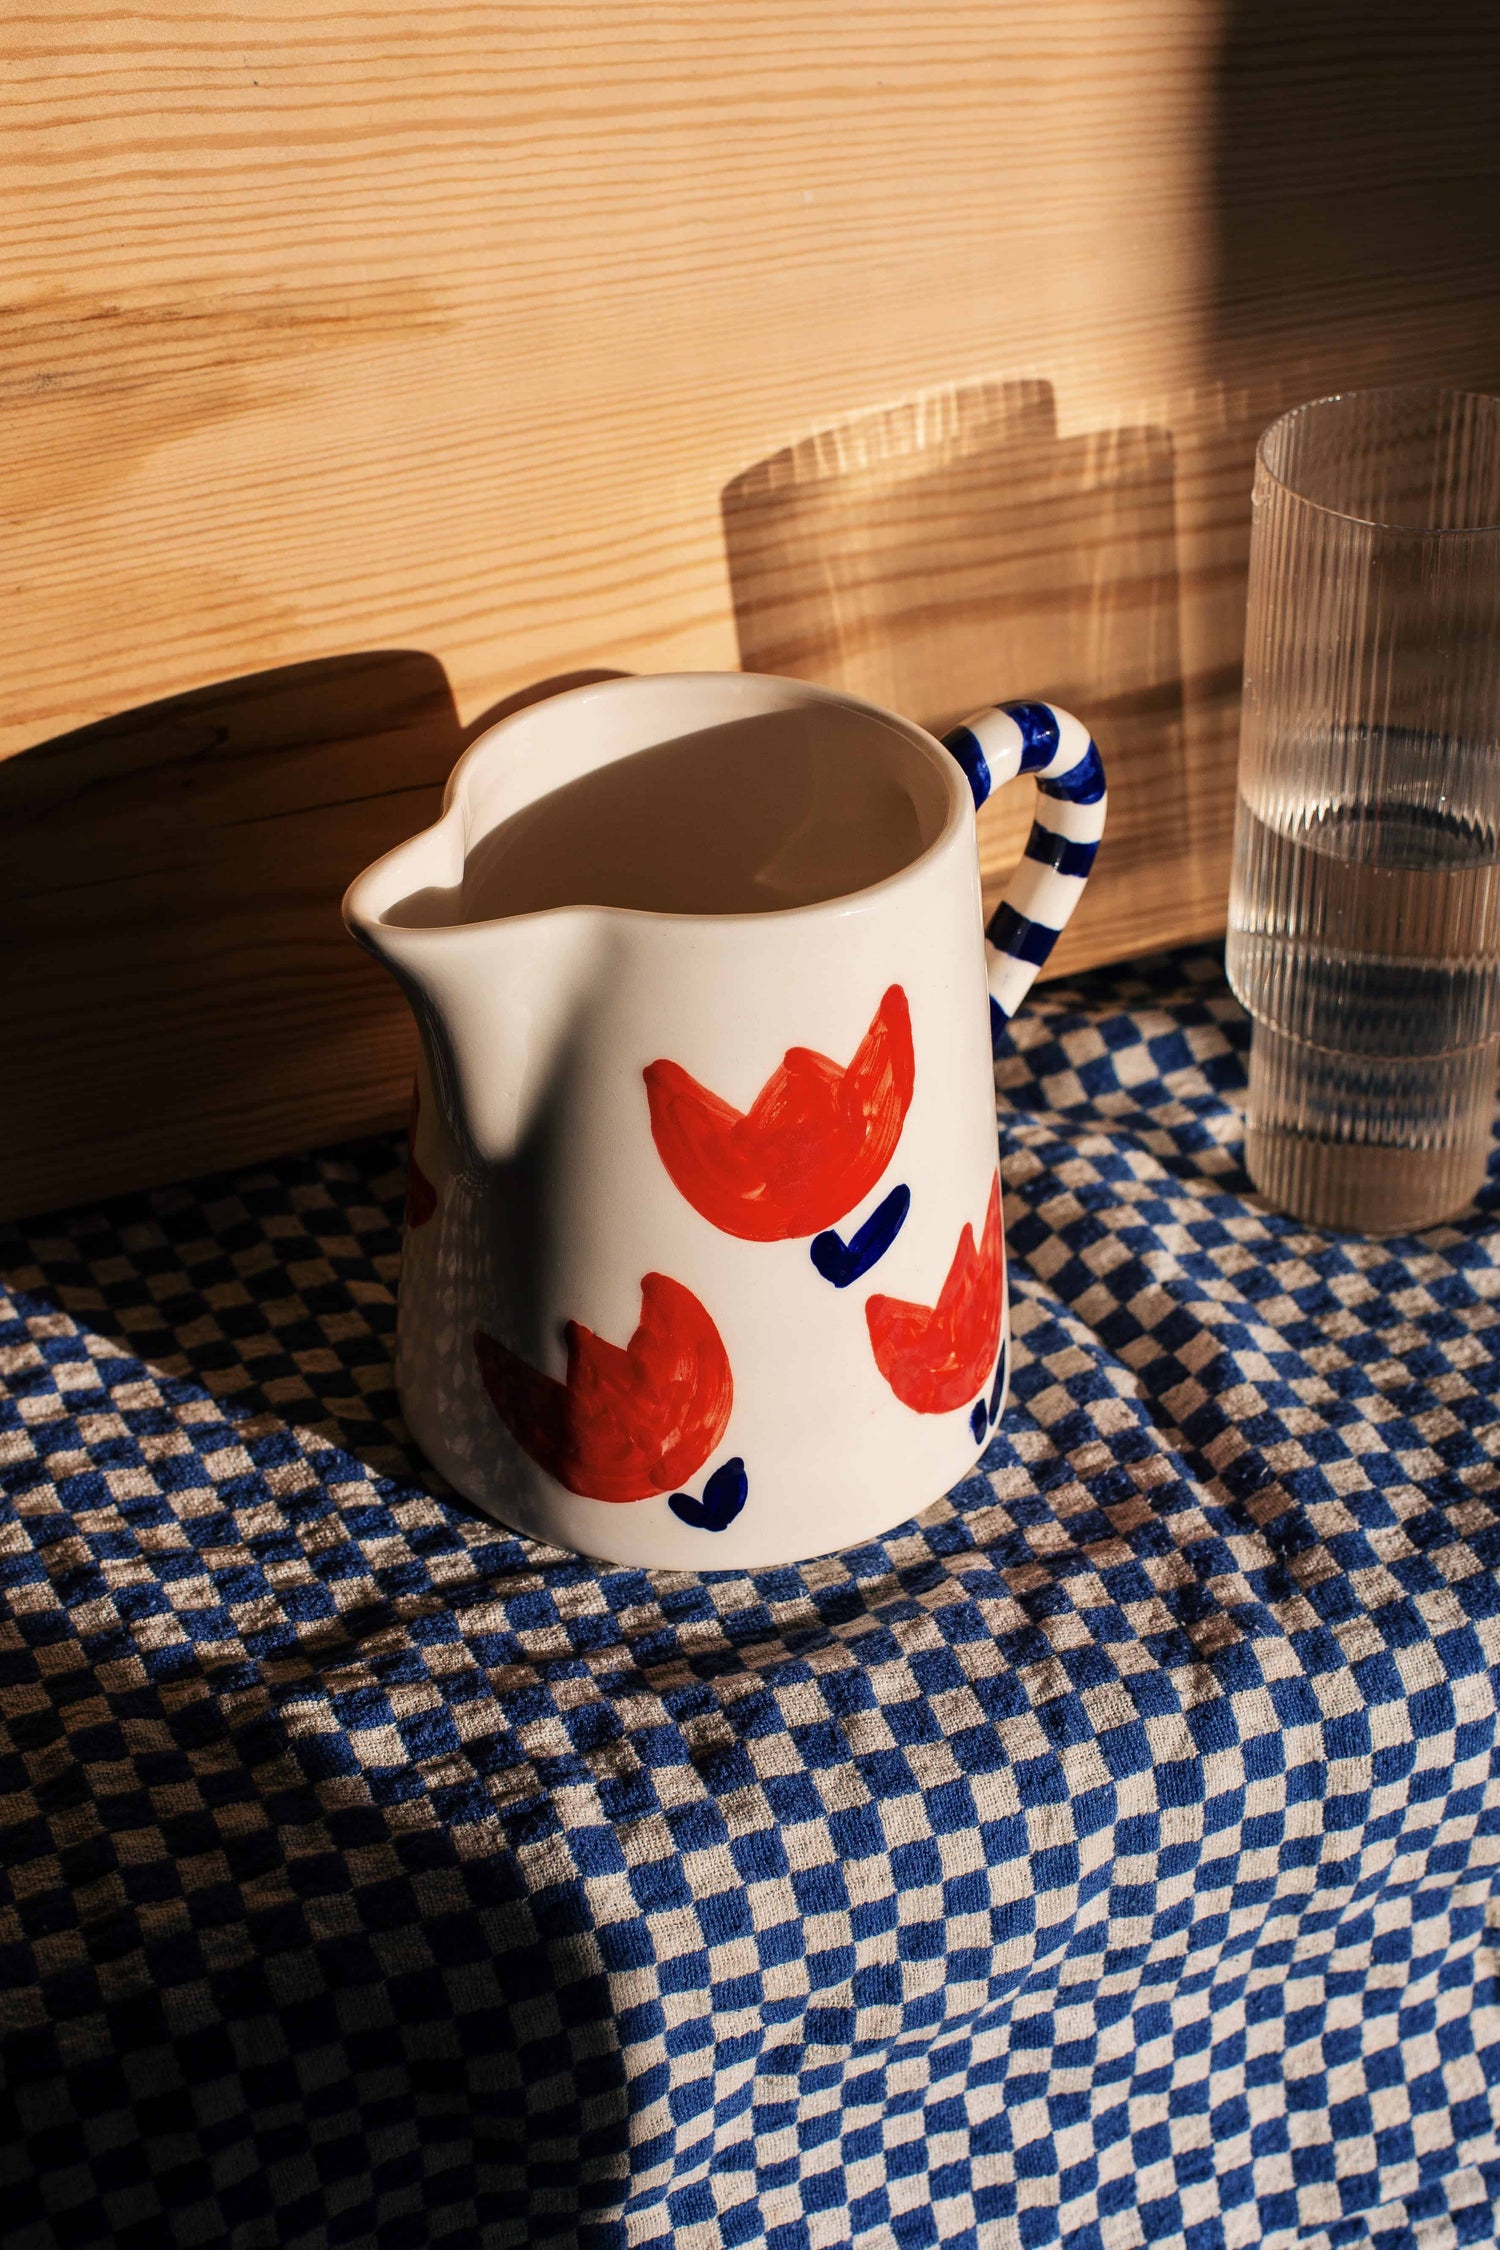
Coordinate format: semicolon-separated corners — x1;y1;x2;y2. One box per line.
343;673;1088;1568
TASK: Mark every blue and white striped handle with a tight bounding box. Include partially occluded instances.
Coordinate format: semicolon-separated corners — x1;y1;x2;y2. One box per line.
941;700;1107;1050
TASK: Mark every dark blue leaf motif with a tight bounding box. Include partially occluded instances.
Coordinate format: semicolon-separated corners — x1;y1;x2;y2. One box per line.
810;1183;911;1288
969;1399;987;1444
669;1456;747;1533
988;1337;1009;1427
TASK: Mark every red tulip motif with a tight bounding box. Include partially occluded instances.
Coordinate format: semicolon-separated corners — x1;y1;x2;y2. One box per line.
405;1082;438;1229
866;1173;1004;1414
644;985;915;1241
474;1273;732;1504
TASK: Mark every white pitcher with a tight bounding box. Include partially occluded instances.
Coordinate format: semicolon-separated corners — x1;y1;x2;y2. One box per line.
343;672;1104;1567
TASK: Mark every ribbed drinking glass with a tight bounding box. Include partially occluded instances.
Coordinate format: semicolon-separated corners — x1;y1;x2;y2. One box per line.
1226;387;1500;1233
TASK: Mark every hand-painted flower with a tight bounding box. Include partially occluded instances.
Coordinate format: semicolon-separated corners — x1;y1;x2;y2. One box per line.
474;1274;733;1504
405;1082;438;1229
644;985;915;1241
866;1173;1004;1414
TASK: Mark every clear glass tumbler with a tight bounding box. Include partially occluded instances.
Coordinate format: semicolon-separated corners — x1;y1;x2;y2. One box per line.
1226;388;1500;1233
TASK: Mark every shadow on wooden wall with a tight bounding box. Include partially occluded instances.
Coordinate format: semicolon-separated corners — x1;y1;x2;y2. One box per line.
0;655;624;1218
1143;0;1500;997
721;378;1209;977
722;5;1500;1000
1212;0;1500;398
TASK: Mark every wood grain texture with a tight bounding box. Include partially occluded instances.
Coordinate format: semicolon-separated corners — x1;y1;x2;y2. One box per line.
5;0;1500;1213
724;381;1207;967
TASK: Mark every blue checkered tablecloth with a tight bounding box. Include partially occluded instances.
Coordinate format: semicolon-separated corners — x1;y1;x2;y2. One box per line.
2;948;1498;2250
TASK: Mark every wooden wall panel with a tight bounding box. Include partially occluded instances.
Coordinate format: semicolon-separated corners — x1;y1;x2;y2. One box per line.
5;1;1500;1214
723;381;1209;966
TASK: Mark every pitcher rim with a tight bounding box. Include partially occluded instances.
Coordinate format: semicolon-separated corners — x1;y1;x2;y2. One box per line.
344;670;975;939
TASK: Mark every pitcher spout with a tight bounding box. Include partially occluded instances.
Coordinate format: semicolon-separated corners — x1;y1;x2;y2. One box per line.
342;809;605;1167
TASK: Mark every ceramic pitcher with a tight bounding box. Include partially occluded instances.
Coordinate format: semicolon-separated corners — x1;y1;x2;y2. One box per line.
343;672;1104;1567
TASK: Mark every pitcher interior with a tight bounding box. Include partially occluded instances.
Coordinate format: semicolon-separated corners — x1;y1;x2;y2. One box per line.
385;701;953;925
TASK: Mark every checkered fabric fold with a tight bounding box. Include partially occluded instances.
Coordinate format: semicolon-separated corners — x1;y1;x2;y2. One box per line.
2;949;1498;2250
